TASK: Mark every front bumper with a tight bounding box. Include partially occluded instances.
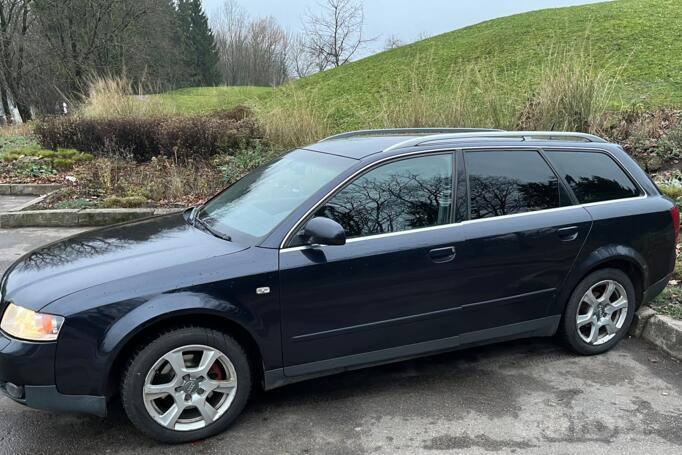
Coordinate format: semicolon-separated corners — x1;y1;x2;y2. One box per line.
0;331;107;417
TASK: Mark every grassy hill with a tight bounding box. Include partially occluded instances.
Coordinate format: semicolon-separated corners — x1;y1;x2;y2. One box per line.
152;0;682;133
284;0;682;129
153;86;272;115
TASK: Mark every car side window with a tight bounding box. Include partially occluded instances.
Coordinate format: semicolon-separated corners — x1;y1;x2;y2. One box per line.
316;154;453;238
546;151;641;203
465;150;561;220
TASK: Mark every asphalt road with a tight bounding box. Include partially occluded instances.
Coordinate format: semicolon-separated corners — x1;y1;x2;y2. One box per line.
1;227;681;455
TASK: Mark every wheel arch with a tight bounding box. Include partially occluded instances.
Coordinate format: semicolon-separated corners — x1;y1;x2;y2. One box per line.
106;311;265;399
558;245;648;314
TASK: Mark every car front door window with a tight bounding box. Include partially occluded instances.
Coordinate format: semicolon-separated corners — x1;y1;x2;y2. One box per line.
315;154;454;238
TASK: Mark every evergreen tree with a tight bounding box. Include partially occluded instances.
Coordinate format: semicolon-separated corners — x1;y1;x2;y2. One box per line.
176;0;221;86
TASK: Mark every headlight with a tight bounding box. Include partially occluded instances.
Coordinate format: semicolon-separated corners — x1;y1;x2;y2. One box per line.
1;303;64;342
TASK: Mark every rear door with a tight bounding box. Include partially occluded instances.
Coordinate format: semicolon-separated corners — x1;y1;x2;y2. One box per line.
455;149;593;335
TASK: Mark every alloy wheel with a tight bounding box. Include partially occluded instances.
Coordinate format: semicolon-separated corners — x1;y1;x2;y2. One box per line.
576;280;629;346
142;345;238;432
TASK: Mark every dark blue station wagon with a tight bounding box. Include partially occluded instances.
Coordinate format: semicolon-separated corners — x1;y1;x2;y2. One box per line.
0;129;677;443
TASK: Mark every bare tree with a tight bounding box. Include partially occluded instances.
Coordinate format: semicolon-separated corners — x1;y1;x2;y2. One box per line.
289;35;317;79
0;0;34;122
302;0;374;71
384;35;403;50
212;0;290;86
416;31;431;41
32;0;148;93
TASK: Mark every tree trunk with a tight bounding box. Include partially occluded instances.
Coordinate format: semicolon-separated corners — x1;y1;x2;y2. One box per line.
0;84;12;124
16;101;31;122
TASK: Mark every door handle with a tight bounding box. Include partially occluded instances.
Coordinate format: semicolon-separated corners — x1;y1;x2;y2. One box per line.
429;246;456;263
557;226;579;242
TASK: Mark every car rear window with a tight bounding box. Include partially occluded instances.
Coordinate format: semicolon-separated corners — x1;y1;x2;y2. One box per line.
547;151;640;204
465;150;561;220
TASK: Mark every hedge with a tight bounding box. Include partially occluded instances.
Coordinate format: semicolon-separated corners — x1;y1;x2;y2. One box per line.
34;108;263;162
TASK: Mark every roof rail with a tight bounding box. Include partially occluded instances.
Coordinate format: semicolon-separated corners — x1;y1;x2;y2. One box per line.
383;131;607;152
320;128;502;142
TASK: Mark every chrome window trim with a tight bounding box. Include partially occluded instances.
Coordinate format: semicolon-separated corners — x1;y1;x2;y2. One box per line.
278;145;647;251
280;194;648;253
279;149;455;249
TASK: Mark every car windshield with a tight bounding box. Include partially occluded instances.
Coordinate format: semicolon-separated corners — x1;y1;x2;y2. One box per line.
196;149;355;243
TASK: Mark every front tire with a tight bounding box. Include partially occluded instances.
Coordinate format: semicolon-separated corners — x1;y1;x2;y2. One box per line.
121;327;252;444
560;268;636;355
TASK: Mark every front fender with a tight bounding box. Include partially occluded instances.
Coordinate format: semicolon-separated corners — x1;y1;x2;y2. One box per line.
55;287;280;397
554;244;648;315
100;292;260;357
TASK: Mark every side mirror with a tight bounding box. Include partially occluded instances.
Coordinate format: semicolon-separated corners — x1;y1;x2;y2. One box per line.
303;217;346;246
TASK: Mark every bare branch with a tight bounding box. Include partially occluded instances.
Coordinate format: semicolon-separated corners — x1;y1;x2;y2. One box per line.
302;0;375;71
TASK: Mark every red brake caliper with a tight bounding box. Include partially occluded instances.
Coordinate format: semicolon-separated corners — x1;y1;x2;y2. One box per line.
208;362;226;380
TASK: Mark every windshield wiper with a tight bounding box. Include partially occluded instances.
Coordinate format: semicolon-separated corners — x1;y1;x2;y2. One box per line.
192;213;232;242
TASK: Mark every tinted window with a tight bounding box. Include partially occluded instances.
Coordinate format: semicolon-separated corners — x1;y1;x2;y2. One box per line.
465;151;561;220
316;154;453;238
547;151;640;203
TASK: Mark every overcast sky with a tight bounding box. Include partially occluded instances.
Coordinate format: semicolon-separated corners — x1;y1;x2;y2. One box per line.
202;0;607;55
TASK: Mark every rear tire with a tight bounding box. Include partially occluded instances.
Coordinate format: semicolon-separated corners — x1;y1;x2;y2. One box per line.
560;268;635;355
121;327;252;444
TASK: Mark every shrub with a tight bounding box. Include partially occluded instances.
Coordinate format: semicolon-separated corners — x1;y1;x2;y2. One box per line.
34;110;263;162
12;161;56;178
74;155;225;204
54;198;96;210
213;143;280;184
102;196;149;208
2;147;93;171
659;184;682;200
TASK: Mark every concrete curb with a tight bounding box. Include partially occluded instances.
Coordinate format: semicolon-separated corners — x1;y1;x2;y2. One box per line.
0;183;62;196
632;306;682;360
0;207;184;228
641;314;682;360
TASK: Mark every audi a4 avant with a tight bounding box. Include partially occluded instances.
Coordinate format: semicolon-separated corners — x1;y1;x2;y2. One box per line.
0;129;677;443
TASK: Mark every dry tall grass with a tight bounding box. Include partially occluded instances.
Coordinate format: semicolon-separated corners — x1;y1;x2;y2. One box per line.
262;40;619;145
517;44;620;132
0;122;32;137
372;61;517;130
260;87;332;149
78;75;176;119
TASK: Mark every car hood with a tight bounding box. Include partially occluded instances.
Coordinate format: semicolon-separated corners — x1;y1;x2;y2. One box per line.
1;213;247;312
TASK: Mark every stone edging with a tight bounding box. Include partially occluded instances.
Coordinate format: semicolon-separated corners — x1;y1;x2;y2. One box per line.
631;306;682;360
0;183;62;196
0;208;184;228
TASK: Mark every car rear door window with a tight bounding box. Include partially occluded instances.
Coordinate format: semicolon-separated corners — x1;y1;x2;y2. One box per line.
465;150;561;220
316;154;453;238
546;151;640;204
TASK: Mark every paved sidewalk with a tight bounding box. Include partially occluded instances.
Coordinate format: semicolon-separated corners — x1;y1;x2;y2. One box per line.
0;196;35;212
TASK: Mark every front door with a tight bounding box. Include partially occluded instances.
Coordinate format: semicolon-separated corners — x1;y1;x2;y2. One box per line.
279;153;468;374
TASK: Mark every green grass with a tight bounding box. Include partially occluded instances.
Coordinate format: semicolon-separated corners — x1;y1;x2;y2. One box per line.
152;86;273;115
271;0;682;130
0;135;40;159
145;1;682;131
651;286;682;319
